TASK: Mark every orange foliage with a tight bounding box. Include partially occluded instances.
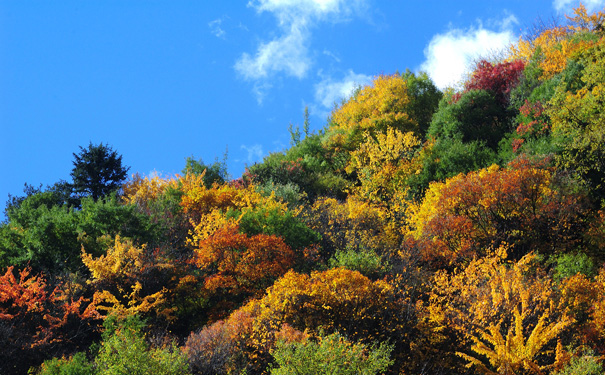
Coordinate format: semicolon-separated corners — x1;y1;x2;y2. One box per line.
405;157;586;266
509;4;603;79
193;223;295;310
0;266;98;372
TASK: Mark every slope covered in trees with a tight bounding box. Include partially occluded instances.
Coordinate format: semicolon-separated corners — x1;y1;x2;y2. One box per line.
2;4;605;375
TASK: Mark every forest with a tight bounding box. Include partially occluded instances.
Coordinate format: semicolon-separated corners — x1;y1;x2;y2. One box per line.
2;4;605;375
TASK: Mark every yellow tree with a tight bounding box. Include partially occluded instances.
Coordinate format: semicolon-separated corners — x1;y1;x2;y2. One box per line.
346;128;422;242
430;251;574;374
82;236;174;321
325;74;418;152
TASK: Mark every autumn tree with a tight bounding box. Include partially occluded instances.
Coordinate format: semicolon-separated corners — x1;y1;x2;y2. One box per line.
428;252;575;374
405;157;587;267
81;236;175;322
548;37;605;198
0;266;98;375
325;74;417;152
192;223;295;320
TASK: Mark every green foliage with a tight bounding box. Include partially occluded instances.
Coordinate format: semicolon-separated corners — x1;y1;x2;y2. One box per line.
553;352;603;375
401;70;442;138
71;143;130;202
407;137;497;198
429;89;513;150
35;352;95;375
269;332;393;375
95;315;190;375
231;206;321;251
182;154;229;188
0;192;154;273
551;252;596;281
77;196;155;257
328;247;387;279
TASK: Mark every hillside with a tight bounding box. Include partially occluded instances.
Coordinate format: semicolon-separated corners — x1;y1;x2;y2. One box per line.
2;4;605;375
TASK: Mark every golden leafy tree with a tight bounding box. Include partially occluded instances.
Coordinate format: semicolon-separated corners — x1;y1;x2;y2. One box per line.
326;74;417;152
429;251;574;374
82;235;174;320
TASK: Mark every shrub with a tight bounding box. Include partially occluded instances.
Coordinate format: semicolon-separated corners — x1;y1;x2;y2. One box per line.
269;332;393;375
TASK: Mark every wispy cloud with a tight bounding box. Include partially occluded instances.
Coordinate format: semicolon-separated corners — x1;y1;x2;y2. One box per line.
240;144;265;164
236;0;368;101
553;0;605;13
420;15;518;90
209;18;226;39
314;70;372;110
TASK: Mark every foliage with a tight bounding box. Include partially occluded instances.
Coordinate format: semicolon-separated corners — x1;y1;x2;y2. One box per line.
328;246;387;279
82;236;174;321
297;196;395;261
406;157;587;266
401;70;442;138
0;266;98;375
462;59;526;104
548;38;605;198
192;224;295;319
326;74;417;151
551;252;596;281
234;268;414;374
234;206;320;252
71;143;130;202
269;331;393;375
552;352;603;375
182;155;229;188
429;89;513;150
94;315;190;375
430;252;574;374
36;352;95;375
0;192;154;274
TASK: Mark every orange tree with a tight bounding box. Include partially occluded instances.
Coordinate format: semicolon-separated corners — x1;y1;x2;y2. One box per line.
404;156;588;268
0;266;98;375
192;223;296;320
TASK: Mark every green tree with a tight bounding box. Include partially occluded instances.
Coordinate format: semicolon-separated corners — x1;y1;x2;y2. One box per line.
71;143;130;201
270;332;393;375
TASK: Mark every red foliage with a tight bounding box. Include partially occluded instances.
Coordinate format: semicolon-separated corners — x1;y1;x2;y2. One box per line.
452;59;525;105
0;266;98;374
465;60;525;103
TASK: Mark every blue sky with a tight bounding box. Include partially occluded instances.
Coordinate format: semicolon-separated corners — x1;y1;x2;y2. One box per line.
1;0;603;207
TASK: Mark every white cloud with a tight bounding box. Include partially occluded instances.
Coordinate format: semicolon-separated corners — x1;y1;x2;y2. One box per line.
235;26;310;80
241;144;265;164
553;0;605;13
420;17;518;90
314;70;372;110
235;0;366;83
209;18;226;38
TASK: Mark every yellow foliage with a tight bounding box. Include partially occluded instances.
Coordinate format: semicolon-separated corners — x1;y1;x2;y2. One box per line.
430;252;574;374
178;173;286;244
82;236;174;320
297;196;396;256
326;74;417;151
122;172;177;207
